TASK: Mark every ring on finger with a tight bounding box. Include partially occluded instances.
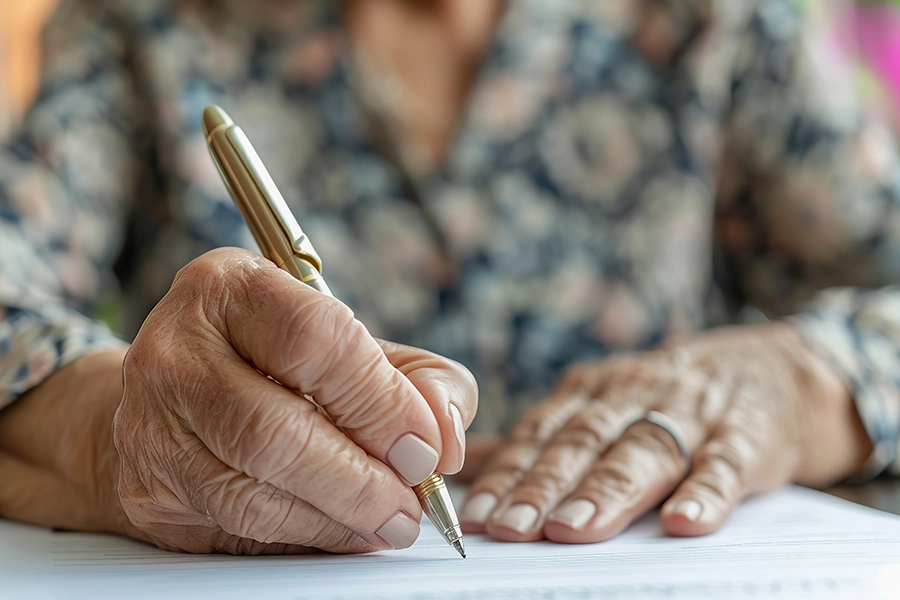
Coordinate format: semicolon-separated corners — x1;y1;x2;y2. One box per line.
637;410;692;470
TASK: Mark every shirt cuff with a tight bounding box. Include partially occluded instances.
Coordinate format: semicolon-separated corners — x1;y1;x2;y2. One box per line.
0;304;127;410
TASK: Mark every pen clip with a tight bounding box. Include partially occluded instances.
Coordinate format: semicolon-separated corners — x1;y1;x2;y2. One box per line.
225;126;324;274
204;105;324;275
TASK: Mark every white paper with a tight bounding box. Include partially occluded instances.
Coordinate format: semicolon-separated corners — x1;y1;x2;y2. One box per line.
3;486;900;600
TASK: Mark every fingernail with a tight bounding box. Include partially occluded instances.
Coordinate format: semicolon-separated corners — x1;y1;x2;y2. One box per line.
450;404;466;472
671;499;703;522
494;503;539;534
376;512;420;550
460;492;497;525
548;499;597;531
387;433;440;485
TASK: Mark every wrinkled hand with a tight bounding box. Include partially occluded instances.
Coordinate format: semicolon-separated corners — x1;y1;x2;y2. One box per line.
460;323;870;543
111;248;477;554
0;247;479;555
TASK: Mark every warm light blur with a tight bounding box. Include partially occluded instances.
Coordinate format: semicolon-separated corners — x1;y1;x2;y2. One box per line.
0;0;60;131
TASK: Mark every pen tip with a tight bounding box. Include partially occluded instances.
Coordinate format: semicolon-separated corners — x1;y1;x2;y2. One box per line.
452;539;466;558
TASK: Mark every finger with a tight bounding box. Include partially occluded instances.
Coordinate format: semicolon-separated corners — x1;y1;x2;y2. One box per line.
475;358;676;541
483;400;647;542
455;392;588;533
121;346;425;549
542;411;698;544
204;468;390;553
377;339;478;475
458;358;669;535
458;440;544;533
197;456;411;553
506;391;591;444
167;249;444;486
660;419;771;537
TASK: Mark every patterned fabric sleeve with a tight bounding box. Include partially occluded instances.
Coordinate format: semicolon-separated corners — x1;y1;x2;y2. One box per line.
0;0;149;409
715;0;900;477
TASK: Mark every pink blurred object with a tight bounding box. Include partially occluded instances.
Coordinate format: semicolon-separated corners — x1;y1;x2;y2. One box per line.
855;4;900;103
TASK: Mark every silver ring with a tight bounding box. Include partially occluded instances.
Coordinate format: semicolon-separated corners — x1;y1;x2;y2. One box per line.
640;410;692;469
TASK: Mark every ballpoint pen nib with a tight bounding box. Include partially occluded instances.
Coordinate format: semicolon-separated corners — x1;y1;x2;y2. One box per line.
452;539;466;558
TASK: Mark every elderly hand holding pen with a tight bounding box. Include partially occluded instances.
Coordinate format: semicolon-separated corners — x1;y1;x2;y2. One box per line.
460;323;872;542
0;248;477;555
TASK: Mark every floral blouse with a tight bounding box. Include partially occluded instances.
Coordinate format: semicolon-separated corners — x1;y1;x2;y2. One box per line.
2;0;900;476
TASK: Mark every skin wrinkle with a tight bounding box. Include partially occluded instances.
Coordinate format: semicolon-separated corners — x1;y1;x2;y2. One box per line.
580;459;643;506
511;393;590;443
329;366;416;438
252;411;323;483
468;443;542;497
171;440;284;544
231;482;289;542
512;448;593;505
553;404;629;450
229;398;316;481
682;455;744;509
327;458;386;528
280;298;361;392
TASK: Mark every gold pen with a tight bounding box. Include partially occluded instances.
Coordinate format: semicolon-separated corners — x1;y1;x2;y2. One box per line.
202;104;466;558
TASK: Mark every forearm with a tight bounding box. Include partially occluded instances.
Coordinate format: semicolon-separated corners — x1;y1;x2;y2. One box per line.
0;348;139;538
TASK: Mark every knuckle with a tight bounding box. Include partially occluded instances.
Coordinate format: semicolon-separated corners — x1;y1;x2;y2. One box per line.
553;407;619;450
473;444;543;493
172;248;269;331
583;460;641;503
487;442;543;474
172;251;230;297
281;296;359;378
682;466;737;505
699;433;757;484
514;463;577;504
233;404;318;480
511;395;591;443
509;404;555;442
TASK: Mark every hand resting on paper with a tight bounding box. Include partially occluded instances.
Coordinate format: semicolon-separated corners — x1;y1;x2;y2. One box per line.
459;323;872;543
0;248;477;554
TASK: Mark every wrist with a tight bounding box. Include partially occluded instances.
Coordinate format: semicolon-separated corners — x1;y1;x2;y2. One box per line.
0;348;139;537
775;323;873;485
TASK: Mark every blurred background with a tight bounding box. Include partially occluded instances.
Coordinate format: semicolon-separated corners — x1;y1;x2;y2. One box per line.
0;0;62;136
1;0;898;138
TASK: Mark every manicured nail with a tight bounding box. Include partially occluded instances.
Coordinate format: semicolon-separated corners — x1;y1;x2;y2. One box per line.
671;499;703;522
376;512;420;550
387;433;440;485
494;504;540;534
449;404;466;472
460;492;497;525
548;499;597;531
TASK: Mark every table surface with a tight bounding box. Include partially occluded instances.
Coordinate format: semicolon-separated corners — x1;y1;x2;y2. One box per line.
827;479;900;516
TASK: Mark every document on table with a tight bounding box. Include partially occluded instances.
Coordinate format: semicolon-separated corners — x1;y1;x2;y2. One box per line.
3;486;900;600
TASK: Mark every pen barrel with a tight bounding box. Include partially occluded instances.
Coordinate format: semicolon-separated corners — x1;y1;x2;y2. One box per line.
414;473;463;546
